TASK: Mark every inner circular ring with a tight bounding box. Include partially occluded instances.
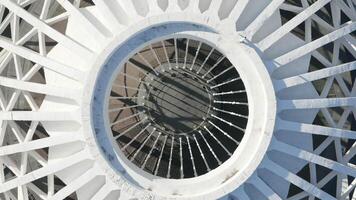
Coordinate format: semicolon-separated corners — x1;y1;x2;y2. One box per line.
108;37;248;179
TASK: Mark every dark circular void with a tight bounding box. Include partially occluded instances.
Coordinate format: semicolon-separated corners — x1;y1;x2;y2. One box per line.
108;37;248;179
138;65;218;136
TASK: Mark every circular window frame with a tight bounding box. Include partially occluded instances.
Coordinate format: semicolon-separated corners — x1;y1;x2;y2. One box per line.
83;18;276;198
107;36;250;179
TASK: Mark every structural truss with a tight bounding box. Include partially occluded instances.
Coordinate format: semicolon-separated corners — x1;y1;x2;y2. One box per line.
0;0;355;200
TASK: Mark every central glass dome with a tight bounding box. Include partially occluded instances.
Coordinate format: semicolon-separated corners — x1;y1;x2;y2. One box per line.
107;37;249;179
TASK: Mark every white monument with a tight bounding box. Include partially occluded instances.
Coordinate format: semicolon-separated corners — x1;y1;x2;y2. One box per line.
0;0;355;199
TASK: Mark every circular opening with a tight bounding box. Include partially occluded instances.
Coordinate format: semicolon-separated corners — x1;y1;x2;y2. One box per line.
107;37;248;179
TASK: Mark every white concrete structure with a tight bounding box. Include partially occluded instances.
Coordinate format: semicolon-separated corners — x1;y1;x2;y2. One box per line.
0;0;355;199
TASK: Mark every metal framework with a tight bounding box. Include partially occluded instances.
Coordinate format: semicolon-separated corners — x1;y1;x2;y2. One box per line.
0;0;354;199
109;38;248;179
